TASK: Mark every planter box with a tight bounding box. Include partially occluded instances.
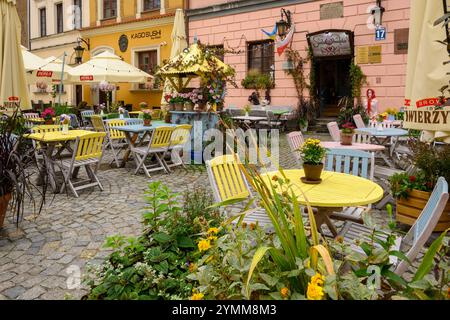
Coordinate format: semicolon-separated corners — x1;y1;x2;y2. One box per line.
396;189;450;232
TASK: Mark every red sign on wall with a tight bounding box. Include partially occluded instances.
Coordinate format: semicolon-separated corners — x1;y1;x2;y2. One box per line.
36;70;53;77
8;96;19;101
80;75;94;81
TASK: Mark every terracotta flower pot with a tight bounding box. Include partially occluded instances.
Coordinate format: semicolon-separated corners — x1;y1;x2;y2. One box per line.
175;103;184;111
197;102;207;111
169;103;175;111
184;102;194;111
396;189;450;232
143;119;152;126
0;193;12;228
340;132;354;145
303;163;324;181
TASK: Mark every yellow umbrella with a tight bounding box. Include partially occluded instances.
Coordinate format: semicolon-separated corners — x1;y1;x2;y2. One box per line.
404;0;450;143
161;8;188;105
158;43;233;92
0;0;30;113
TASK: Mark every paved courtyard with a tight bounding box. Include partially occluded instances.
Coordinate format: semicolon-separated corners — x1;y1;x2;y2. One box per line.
0;133;394;300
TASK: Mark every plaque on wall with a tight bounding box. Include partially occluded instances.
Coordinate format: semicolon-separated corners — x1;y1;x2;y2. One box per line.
307;30;354;58
394;28;409;54
356;46;369;64
369;45;382;64
320;2;344;20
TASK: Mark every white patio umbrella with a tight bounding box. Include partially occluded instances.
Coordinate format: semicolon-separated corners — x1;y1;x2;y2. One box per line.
68;51;153;84
0;0;30;112
22;49;72;83
160;8;188;105
404;0;450;143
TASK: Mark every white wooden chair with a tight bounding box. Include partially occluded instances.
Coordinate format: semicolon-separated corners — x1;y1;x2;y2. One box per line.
340;177;449;276
23;113;40;129
324;149;375;223
58;132;106;198
353;114;366;129
327;121;341;142
287;131;304;166
164;124;193;170
206;154;272;228
131;126;174;178
80;110;94;129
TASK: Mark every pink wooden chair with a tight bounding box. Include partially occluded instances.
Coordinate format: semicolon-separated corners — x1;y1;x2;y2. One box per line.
327;121;341;142
287;131;304;165
353;114;366;129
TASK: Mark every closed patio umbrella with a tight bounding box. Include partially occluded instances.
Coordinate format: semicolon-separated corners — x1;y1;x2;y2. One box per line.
68;51;153;84
404;0;450;143
161;8;188;105
0;0;30;112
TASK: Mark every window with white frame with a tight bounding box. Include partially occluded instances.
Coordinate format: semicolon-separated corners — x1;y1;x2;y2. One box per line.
137;50;157;89
143;0;160;11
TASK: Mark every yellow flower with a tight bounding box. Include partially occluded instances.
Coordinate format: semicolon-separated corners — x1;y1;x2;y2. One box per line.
311;273;325;286
208;236;218;242
191;293;204;300
306;282;324;300
280;287;289;299
207;227;219;235
198;239;211;252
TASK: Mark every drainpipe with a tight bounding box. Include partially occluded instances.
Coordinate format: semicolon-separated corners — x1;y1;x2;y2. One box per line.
184;0;190;44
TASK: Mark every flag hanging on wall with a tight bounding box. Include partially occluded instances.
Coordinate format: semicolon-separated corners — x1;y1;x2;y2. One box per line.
261;24;278;40
276;25;295;56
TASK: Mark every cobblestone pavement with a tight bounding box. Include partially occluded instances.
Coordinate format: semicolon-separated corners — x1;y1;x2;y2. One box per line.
0;132;398;300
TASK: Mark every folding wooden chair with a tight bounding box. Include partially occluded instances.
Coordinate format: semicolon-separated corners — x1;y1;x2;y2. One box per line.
91;115;106;133
324;149;375;223
131;126;174;178
327;121;341;142
353;114;366;129
23;112;40;129
105;119;128;168
58;132;106;198
80;110;94;129
206;154;272;228
31;125;62;168
340;177;449;276
287;131;304;166
164;124;193;170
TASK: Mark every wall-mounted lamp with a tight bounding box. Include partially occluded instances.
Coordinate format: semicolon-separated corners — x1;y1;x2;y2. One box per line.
276;8;292;39
74;38;90;64
371;0;385;27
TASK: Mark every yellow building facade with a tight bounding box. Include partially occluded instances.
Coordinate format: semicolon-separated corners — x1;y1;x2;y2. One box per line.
81;0;184;110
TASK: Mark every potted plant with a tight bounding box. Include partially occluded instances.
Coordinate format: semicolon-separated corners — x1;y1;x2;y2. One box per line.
0;112;45;228
375;113;386;131
385;108;397;121
183;92;194;111
139;102;148;110
299;139;327;183
59;114;71;134
41;107;55;125
340;122;356;145
118;107;126;119
142;109;152;126
390;142;450;231
241;69;274;103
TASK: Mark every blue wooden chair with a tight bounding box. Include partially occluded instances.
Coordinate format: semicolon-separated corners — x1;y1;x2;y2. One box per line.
340;177;449;276
324;149;375;223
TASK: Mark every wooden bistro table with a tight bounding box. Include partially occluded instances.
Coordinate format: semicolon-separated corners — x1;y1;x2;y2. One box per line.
231;115;267;128
110;122;176;168
356;127;408;168
26;130;94;193
261;170;384;236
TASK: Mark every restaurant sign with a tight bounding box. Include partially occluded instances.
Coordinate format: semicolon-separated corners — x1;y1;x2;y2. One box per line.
80;75;94;81
307;30;353;58
36;70;53;78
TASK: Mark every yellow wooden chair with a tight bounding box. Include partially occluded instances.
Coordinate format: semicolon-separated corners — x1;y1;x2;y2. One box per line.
164;124;193;170
206;154;272;228
151;109;162;120
91;115;106;132
31;125;63;168
106;119;127;167
58;132;106;198
131;126;175;178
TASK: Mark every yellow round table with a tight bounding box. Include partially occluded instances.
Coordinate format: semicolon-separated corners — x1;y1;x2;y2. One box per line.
261;170;384;236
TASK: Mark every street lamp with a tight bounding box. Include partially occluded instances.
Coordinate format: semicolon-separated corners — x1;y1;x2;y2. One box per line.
74;38;90;64
276;8;292;39
371;0;385;27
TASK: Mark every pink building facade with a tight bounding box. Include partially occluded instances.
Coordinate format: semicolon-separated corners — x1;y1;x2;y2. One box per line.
187;0;410;115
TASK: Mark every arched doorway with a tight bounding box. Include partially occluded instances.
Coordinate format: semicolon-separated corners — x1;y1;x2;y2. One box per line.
307;30;354;117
